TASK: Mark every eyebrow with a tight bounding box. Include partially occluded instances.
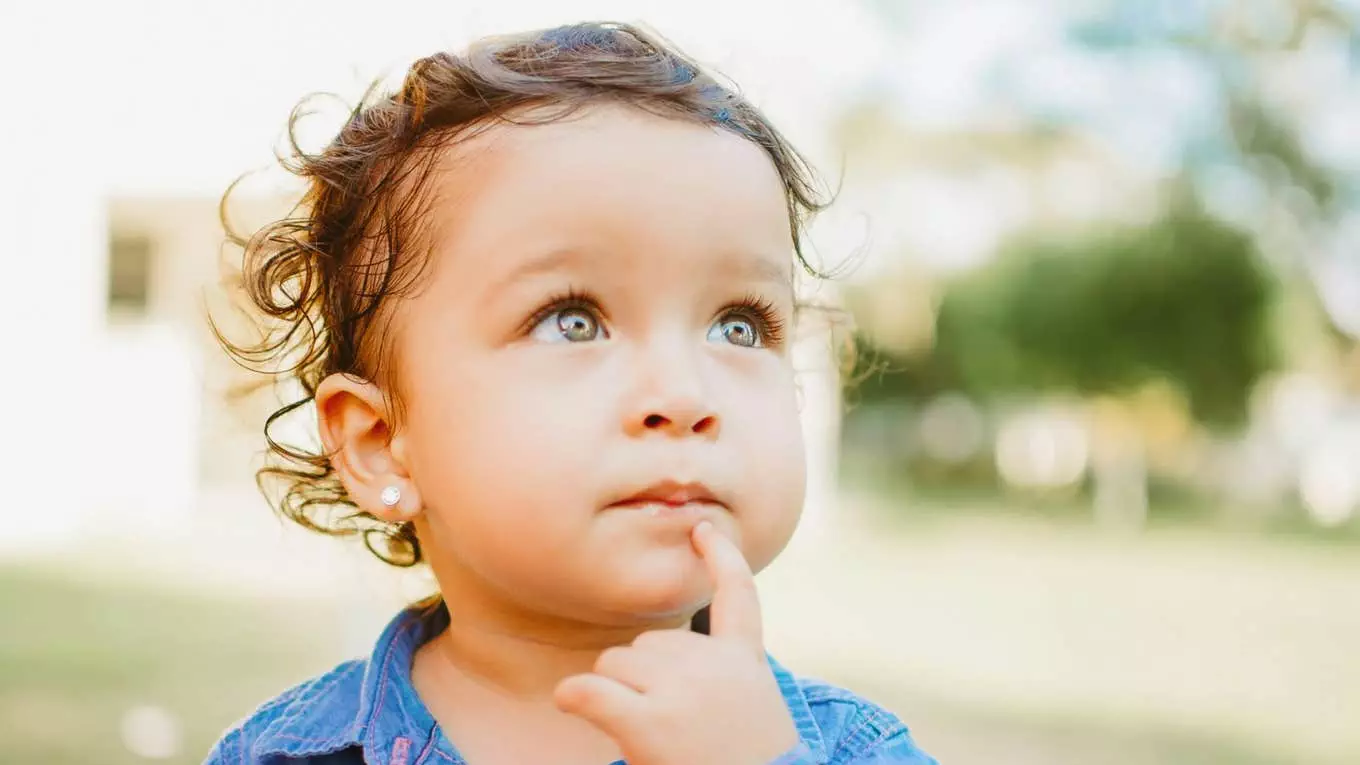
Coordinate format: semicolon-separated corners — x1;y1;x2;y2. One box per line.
484;246;793;297
487;247;589;295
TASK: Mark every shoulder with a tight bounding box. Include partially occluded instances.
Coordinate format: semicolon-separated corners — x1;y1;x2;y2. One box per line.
204;659;367;764
775;662;939;764
206;602;450;764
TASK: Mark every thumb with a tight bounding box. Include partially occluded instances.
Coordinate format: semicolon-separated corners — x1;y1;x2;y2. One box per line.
554;673;642;738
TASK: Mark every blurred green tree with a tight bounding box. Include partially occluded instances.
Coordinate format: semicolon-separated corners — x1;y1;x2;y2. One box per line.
1076;1;1356;332
939;197;1277;429
853;196;1278;429
846;0;1353;417
843;1;1351;521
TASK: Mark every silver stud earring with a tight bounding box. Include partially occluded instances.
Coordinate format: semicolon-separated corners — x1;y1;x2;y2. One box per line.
379;485;402;509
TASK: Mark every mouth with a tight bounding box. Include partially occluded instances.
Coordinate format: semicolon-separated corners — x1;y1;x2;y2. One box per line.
608;479;727;518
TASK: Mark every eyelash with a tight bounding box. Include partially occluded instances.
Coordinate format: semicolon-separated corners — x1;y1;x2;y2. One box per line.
521;287;602;336
521;288;788;347
725;292;787;348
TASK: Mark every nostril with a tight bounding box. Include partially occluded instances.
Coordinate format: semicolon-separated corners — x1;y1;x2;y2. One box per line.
644;414;668;429
693;415;716;434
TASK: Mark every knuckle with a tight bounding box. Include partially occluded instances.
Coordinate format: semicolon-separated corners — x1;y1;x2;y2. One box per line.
595;646;628;674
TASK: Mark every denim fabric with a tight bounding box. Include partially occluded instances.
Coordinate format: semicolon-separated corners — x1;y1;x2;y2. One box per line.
205;603;937;764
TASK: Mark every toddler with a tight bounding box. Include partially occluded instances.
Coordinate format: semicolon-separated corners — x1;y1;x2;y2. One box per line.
207;21;937;765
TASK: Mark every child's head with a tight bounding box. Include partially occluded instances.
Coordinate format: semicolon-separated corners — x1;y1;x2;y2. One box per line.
219;21;829;626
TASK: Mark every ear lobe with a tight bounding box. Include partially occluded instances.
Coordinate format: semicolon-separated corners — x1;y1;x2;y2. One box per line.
315;373;418;520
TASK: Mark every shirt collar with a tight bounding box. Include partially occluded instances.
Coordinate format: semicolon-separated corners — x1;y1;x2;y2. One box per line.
251;601;830;764
250;601;445;764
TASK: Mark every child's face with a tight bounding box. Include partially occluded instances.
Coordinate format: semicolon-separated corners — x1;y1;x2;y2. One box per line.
394;104;805;624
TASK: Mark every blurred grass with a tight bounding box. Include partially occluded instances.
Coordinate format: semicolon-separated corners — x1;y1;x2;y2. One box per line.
846;681;1300;765
0;566;341;764
4;496;1359;764
762;491;1360;765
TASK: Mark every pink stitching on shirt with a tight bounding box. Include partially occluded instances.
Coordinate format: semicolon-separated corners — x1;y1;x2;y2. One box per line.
391;737;412;765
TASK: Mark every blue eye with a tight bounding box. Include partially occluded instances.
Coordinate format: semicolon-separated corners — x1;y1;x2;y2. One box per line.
530;306;605;343
708;314;760;347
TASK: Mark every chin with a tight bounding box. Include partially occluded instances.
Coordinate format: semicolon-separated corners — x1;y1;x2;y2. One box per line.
605;560;711;620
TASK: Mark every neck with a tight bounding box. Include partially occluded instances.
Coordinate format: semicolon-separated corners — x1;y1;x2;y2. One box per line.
420;594;693;703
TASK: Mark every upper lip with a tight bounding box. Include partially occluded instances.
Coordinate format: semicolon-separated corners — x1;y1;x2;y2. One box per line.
611;479;724;508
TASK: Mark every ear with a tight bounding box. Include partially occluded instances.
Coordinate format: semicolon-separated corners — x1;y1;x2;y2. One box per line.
315;373;421;522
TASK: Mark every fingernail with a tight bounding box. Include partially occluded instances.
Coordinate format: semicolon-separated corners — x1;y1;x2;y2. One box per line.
694;520;712;534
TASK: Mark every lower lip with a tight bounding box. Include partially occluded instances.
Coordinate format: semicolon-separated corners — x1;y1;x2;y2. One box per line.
611;500;722;520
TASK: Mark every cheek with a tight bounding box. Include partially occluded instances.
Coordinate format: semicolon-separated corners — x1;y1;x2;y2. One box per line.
401;352;611;540
732;377;805;472
724;374;807;570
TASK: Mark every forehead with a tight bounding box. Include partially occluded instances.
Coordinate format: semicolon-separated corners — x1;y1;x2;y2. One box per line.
423;103;794;285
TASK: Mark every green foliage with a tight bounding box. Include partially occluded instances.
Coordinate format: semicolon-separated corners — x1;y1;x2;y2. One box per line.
1226;96;1338;212
852;202;1279;430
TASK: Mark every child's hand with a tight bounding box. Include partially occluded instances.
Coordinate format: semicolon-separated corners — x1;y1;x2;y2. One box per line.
554;521;801;765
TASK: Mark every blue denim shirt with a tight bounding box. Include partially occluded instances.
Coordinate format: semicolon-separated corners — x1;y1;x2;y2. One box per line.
205;603;937;764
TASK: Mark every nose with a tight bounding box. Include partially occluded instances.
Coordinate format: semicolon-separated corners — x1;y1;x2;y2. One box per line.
638;403;719;438
623;344;720;440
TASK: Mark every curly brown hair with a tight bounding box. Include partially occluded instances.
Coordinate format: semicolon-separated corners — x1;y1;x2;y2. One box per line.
212;21;832;568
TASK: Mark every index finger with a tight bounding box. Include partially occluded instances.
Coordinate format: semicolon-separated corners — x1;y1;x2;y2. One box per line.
690;520;763;648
